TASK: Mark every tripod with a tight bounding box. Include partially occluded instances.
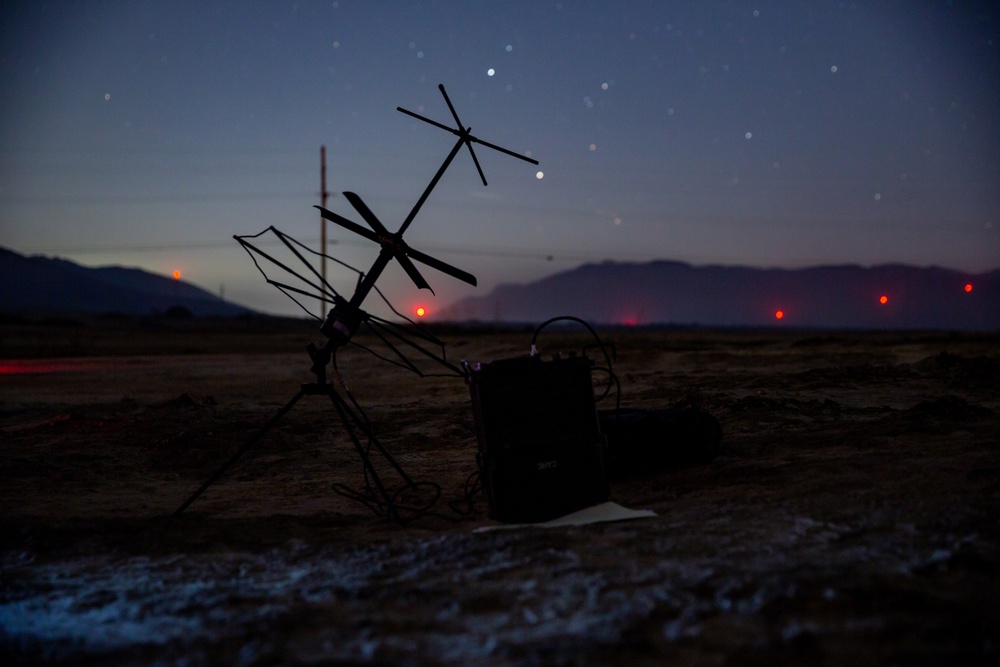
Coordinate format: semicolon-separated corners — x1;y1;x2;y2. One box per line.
172;337;421;521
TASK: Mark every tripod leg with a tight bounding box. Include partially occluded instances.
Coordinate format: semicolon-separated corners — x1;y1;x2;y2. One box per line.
173;388;306;516
326;390;410;521
332;389;416;486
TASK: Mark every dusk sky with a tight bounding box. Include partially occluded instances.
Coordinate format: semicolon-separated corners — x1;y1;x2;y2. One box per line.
2;1;997;319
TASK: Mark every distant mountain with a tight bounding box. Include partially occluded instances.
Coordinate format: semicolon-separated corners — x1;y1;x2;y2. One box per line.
438;260;1000;330
0;247;254;317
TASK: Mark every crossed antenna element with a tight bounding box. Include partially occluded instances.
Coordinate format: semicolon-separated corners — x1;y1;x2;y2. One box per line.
315;83;539;303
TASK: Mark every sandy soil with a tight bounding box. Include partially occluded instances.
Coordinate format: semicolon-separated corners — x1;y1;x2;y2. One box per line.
1;318;999;665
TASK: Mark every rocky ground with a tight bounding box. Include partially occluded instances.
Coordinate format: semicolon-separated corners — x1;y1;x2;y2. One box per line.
1;318;998;665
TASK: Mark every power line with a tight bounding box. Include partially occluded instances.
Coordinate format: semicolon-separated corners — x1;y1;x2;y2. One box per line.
1;191;315;205
20;236;620;264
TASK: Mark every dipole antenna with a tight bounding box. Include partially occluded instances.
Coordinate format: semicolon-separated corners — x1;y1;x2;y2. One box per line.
395;83;539;233
315;84;539;313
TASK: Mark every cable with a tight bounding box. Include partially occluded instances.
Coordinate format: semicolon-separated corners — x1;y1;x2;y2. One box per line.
326;351;464;525
529;315;622;410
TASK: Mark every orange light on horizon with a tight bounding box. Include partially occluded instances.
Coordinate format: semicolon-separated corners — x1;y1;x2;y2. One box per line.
415;306;427;318
965;283;973;293
879;295;888;305
775;310;784;320
172;270;181;280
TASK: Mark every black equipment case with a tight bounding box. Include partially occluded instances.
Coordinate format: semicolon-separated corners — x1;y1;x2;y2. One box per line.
467;353;609;523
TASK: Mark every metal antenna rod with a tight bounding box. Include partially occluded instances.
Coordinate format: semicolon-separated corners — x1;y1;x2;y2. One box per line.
394;83;539;239
397;135;466;239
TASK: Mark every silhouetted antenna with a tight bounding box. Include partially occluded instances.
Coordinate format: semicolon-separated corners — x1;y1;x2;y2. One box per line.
316;83;539;300
395;83;539;228
176;84;539;521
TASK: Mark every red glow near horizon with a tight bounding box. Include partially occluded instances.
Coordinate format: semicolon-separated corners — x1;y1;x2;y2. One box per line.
965;283;973;293
879;295;888;305
775;310;784;320
623;317;639;327
173;270;181;280
0;359;106;374
415;306;427;318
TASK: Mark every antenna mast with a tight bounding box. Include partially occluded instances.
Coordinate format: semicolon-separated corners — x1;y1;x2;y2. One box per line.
319;145;330;317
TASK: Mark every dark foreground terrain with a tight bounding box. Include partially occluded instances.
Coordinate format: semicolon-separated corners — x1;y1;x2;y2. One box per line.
2;317;999;665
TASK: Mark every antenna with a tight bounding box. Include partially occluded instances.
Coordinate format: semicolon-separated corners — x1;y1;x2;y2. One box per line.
175;84;539;521
316;84;539;303
314;84;537;349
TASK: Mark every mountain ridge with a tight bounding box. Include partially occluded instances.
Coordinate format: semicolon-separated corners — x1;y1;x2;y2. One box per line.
438;260;999;330
0;246;254;317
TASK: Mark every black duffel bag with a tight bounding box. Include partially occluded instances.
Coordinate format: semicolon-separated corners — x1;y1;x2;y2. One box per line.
599;407;722;477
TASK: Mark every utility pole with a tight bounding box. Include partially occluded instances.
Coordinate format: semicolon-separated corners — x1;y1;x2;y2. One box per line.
320;145;330;318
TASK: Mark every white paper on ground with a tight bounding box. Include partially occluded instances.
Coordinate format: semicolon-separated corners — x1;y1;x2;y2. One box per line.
474;501;657;532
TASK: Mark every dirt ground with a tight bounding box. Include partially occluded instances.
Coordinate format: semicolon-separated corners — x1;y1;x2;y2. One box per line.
1;317;999;665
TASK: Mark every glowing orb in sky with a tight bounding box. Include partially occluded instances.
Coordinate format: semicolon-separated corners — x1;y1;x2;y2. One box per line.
775;310;784;320
415;306;426;318
487;68;495;76
535;171;544;179
173;270;181;280
879;295;888;304
965;283;973;293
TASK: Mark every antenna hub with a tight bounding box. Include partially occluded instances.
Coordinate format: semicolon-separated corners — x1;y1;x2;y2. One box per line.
320;297;367;346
